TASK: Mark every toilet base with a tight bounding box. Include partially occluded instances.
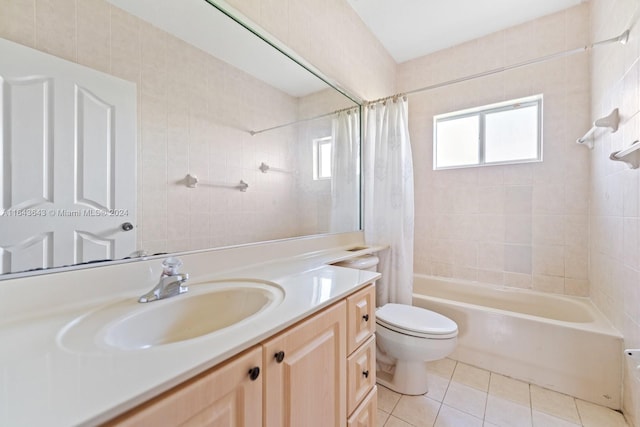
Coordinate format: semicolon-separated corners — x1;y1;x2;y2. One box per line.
376;360;429;395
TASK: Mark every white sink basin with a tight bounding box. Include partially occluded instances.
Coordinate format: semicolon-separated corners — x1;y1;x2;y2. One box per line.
58;280;284;351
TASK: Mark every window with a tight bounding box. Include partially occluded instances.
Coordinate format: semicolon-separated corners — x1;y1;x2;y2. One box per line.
313;136;332;180
433;95;542;170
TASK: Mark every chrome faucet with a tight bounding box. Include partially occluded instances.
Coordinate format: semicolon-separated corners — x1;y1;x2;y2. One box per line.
138;257;189;303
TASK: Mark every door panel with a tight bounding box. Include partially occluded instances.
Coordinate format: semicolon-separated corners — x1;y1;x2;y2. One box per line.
0;38;137;274
1;76;54;209
75;85;115;210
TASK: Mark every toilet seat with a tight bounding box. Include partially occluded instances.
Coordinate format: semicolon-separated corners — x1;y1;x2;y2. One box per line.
376;303;458;339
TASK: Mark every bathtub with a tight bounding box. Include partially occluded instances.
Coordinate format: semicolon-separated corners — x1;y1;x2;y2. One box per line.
412;274;623;409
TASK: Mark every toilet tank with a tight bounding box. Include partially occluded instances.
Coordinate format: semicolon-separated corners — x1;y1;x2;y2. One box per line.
333;255;379;272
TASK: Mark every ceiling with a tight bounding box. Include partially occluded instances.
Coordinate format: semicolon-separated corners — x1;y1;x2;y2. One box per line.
346;0;586;63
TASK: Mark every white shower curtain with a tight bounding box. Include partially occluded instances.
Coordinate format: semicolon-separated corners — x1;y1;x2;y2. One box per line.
364;97;414;306
330;110;360;232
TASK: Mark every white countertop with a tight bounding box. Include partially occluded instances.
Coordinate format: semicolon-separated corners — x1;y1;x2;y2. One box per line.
0;243;382;426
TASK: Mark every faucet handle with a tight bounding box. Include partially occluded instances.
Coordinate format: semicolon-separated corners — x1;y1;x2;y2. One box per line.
162;257;183;276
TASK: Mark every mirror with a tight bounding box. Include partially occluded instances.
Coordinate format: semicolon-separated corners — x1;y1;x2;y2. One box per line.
0;0;361;278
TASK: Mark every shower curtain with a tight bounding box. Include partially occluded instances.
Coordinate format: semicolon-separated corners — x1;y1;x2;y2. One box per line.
364;97;414;306
330;110;360;232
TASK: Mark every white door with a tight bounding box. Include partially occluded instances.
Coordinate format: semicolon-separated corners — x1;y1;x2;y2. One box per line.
0;38;137;274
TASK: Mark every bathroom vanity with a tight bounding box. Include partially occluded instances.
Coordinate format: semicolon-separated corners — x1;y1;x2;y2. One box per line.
107;284;377;427
0;233;382;426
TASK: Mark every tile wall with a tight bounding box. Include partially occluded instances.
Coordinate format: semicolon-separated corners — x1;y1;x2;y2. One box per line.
398;4;592;296
0;0;393;255
589;0;640;424
222;0;396;100
0;0;302;253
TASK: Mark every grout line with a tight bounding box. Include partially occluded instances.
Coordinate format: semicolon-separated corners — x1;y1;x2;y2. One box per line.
574;397;585;426
529;382;534;427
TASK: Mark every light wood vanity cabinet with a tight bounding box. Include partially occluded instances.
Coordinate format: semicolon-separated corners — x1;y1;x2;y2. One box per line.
107;346;263;426
347;335;376;415
346;285;377;426
107;283;377;427
348;387;378;427
263;300;346;427
347;284;376;354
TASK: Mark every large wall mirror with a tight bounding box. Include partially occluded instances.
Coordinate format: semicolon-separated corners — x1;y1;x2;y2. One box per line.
0;0;362;278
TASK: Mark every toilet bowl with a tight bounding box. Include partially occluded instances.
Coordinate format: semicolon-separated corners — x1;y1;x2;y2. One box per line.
376;303;457;395
333;254;458;395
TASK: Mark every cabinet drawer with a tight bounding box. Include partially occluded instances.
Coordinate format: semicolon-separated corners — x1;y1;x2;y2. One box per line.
347;284;375;354
347;335;376;416
347;386;377;427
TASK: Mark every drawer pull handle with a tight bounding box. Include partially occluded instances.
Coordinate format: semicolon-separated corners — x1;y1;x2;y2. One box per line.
248;366;260;381
362;314;369;322
274;351;285;363
362;370;369;378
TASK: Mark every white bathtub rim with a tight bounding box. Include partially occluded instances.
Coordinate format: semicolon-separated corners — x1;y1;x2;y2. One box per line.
412;274;622;339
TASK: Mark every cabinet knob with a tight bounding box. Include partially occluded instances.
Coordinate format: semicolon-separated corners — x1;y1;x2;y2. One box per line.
363;370;369;378
248;366;260;381
274;351;285;363
362;314;369;322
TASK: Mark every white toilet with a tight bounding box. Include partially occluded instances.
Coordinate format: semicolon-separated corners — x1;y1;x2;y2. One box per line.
334;255;458;395
376;303;458;395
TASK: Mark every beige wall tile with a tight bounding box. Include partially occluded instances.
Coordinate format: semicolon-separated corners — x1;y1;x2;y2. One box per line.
405;4;591;296
0;0;36;47
35;0;76;61
77;0;110;73
590;0;640;422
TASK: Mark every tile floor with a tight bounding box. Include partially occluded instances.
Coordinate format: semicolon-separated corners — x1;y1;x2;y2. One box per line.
377;359;628;427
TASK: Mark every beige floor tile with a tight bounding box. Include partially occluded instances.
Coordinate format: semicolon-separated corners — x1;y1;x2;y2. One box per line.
530;385;580;424
427;358;457;379
384;415;415;427
452;362;491;392
532;409;582;427
391;395;441;427
378;385;402;413
484;395;532;427
576;399;628;427
435;404;483;427
488;373;531;407
443;381;488;419
378;409;390;427
377;366;629;427
425;372;450;402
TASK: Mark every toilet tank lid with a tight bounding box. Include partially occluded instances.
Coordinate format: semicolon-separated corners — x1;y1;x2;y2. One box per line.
333;255;379;269
376;303;458;335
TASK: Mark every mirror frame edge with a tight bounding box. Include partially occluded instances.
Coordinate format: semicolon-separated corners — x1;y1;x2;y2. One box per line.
204;0;365;106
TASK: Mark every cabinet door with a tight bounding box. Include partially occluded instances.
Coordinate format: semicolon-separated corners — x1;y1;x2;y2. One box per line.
347;335;376;416
347;386;377;427
107;347;262;427
263;301;346;427
347;284;376;354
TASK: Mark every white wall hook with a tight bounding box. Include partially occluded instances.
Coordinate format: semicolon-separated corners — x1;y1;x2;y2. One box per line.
610;140;640;169
577;108;620;149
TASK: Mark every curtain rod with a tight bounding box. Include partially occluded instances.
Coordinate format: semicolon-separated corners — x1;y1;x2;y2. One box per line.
250;29;629;134
249;105;359;136
367;29;630;106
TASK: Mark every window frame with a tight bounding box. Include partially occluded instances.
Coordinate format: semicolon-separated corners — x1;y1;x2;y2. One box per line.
433;94;543;170
312;136;333;180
